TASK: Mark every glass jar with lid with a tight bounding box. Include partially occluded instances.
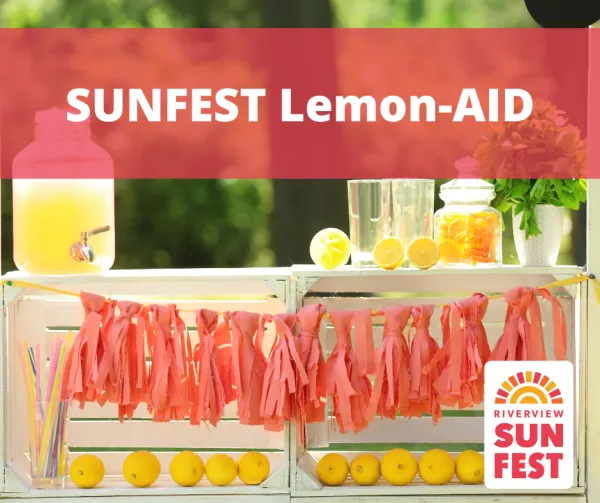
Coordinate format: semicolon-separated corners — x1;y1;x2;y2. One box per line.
434;158;502;267
12;108;115;274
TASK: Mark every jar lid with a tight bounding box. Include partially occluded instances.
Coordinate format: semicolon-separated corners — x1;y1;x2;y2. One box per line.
440;157;495;203
35;107;90;125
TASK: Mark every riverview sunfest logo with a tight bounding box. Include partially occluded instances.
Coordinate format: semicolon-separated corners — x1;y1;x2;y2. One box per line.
484;361;574;489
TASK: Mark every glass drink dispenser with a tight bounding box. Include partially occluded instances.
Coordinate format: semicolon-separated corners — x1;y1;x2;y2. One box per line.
12;108;115;274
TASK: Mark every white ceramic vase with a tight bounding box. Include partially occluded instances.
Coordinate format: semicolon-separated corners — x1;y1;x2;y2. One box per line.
512;204;564;267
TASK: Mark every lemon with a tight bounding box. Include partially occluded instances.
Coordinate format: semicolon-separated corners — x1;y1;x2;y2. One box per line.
316;453;349;486
406;237;439;269
309;228;351;269
69;454;105;489
205;454;237;486
418;449;455;485
380;449;417;486
123;451;161;488
169;451;204;487
237;452;270;485
372;237;404;270
350;454;380;486
455;450;484;484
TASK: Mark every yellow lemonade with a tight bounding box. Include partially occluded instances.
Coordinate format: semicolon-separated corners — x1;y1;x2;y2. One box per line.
13;179;115;274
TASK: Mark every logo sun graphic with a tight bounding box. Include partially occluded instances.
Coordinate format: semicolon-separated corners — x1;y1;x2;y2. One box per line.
495;371;563;405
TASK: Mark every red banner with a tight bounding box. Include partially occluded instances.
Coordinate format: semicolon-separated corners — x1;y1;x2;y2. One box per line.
0;28;595;179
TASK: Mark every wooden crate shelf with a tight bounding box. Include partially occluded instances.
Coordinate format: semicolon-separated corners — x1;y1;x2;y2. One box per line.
1;180;598;503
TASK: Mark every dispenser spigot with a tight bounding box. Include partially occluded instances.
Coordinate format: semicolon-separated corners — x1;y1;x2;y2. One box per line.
70;225;111;263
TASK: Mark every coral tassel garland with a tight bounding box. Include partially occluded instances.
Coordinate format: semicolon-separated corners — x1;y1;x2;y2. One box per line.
57;284;570;429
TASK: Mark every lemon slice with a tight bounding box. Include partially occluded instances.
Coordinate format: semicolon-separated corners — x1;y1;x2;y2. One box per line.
406;237;439;269
309;228;351;269
373;237;404;270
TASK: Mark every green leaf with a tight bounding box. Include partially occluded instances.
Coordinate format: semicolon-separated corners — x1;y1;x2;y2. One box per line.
510;180;531;199
552;180;564;198
561;190;580;210
574;181;587;203
529;180;546;203
544;197;564;206
495;198;512;213
514;201;526;215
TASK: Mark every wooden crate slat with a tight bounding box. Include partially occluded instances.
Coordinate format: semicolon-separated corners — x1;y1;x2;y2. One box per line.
299;273;569;295
69;401;240;420
322;416;482;446
68;420;285;450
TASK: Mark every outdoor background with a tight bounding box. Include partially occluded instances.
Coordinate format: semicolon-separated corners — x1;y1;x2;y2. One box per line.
0;0;587;272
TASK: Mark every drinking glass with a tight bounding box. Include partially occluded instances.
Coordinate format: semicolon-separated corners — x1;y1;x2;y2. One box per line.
28;399;69;489
347;179;392;267
18;338;70;490
391;179;434;245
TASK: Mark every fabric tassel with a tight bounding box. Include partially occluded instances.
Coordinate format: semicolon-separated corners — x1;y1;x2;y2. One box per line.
146;305;188;421
491;286;567;362
408;305;442;423
261;313;308;431
491;287;546;362
62;292;107;407
231;311;267;425
295;304;327;441
213;312;235;404
327;310;371;434
368;305;412;420
190;309;226;427
95;301;144;421
353;309;377;377
170;304;191;416
535;288;567;360
424;294;490;409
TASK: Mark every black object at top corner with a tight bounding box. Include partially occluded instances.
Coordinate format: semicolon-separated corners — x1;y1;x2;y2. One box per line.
524;0;600;27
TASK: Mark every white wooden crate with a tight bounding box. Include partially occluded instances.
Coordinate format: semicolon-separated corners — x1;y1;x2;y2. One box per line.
0;268;291;502
290;265;587;503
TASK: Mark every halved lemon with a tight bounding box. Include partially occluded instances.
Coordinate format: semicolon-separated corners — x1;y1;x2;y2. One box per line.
372;237;404;270
406;237;439;269
309;228;351;270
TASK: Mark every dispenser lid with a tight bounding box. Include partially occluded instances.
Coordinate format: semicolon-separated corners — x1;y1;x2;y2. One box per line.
440;157;495;202
35;107;90;125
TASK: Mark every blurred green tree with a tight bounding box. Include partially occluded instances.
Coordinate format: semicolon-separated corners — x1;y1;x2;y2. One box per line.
0;0;583;273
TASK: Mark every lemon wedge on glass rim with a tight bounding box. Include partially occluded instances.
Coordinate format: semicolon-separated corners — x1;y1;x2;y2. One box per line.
309;228;351;269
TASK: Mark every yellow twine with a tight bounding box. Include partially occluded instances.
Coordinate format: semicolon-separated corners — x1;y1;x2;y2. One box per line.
3;273;599;320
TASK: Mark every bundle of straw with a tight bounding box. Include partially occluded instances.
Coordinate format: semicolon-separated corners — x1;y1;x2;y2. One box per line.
17;338;70;480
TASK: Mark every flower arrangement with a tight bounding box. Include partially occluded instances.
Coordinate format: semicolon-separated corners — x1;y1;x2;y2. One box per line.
473;102;587;239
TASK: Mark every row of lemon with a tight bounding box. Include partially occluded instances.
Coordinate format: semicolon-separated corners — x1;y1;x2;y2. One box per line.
317;449;484;486
69;451;270;489
310;228;440;270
